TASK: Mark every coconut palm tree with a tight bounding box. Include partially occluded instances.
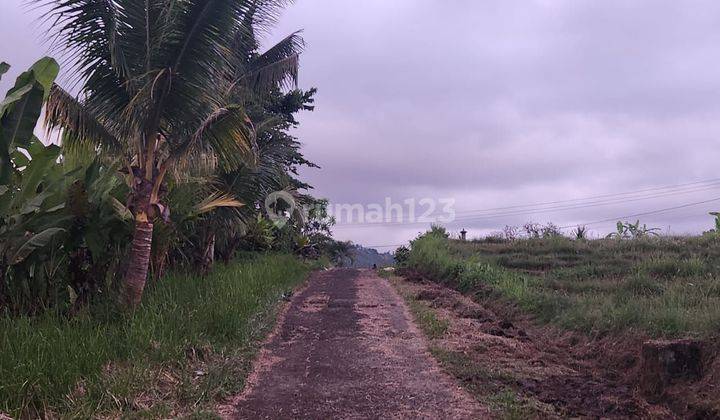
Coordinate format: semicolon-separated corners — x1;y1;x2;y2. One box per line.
161;64;316;271
38;0;304;308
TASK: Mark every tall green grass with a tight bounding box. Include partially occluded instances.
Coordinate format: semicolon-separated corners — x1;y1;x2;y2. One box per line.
0;253;310;418
406;232;720;337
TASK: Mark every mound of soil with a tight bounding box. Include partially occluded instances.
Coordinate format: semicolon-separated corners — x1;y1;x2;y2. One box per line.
394;277;720;418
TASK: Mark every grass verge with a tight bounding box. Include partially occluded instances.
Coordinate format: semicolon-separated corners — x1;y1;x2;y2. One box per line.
405;230;720;336
405;299;449;339
430;347;542;419
0;253;311;418
389;276;546;419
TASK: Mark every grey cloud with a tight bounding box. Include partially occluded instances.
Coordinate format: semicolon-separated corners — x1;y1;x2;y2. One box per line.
275;0;720;246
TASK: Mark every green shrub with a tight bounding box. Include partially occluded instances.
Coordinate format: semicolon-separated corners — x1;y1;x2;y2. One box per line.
394;246;410;266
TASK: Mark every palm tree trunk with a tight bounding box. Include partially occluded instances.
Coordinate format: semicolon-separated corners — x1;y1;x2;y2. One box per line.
122;176;155;309
201;232;215;274
0;261;7;311
122;219;154;308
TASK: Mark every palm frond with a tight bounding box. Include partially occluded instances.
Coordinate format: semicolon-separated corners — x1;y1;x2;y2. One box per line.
177;105;257;172
34;0;133;85
252;31;304;72
44;84;124;154
240;0;295;37
194;192;244;215
230;31;303;94
161;0;254;129
173;150;219;181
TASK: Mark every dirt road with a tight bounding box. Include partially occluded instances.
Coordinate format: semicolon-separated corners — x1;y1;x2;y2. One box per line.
227;269;487;419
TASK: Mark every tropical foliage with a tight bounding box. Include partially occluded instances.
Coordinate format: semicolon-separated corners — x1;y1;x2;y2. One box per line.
606;220;660;239
0;1;340;315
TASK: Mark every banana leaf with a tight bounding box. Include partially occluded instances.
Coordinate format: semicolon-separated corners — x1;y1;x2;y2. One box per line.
10;227;64;264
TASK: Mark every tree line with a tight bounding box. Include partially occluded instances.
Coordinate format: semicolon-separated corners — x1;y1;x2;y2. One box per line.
0;0;347;315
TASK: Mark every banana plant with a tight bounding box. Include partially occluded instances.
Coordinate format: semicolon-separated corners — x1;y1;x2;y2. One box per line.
0;138;67;312
0;58;65;310
606;220;660;239
62;155;134;308
0;57;58;185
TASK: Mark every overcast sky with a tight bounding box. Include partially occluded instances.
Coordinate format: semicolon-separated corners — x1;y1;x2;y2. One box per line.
3;1;720;250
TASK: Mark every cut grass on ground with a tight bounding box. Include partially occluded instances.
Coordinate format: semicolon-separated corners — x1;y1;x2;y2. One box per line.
405;231;720;336
406;299;450;339
0;253;312;418
391;281;448;339
430;347;541;419
390;277;547;419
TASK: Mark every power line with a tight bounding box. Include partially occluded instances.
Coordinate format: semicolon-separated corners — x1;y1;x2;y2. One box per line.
361;197;720;249
365;243;407;249
340;177;720;230
452;177;720;215
556;196;720;229
334;184;720;229
446;185;720;224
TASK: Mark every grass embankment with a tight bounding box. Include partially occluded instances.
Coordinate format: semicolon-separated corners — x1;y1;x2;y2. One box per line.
405;231;720;336
1;253;312;418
